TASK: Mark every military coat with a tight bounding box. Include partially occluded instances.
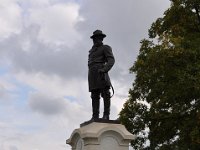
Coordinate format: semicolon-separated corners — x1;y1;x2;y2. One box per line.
88;44;115;92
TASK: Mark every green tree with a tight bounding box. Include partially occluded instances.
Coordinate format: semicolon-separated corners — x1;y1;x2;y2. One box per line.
119;0;200;149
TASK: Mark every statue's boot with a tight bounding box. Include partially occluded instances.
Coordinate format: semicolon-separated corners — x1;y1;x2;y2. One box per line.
91;91;100;120
102;98;110;120
102;88;111;120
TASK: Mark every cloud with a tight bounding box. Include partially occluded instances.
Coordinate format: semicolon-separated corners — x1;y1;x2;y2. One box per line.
0;74;18;103
0;0;86;80
28;2;83;47
0;0;22;39
28;92;66;115
0;84;6;98
0;0;171;80
14;71;91;120
14;71;121;119
0;0;170;83
15;72;89;100
9;146;18;150
0;25;88;80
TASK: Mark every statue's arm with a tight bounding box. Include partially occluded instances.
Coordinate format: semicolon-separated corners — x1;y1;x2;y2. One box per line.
102;45;115;72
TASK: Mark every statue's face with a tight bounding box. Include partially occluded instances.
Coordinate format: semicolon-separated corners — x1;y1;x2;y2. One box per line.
92;36;104;45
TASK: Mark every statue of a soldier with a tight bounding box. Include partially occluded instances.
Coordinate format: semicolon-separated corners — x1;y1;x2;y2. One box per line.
88;30;115;120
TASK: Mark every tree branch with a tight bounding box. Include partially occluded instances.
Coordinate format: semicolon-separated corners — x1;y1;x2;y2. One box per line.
194;5;200;26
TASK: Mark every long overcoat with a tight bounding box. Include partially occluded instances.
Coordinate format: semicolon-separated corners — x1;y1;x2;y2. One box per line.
88;44;115;92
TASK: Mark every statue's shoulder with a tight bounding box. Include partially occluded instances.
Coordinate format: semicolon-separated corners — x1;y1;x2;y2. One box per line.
102;44;112;50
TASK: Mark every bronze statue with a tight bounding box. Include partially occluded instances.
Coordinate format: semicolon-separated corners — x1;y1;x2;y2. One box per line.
88;30;115;120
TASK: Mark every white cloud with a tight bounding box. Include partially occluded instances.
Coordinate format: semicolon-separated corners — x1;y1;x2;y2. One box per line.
0;24;88;79
25;0;50;7
15;72;88;98
0;83;6;98
28;92;66;115
0;74;18;103
15;71;121;118
0;0;22;39
28;2;83;47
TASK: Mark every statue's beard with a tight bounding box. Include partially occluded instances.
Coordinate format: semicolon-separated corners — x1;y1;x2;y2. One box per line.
93;41;103;47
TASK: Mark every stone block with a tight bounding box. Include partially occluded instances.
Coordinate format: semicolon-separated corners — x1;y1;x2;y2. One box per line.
66;121;135;150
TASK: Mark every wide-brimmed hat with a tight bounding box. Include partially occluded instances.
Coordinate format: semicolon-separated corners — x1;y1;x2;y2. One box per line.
90;30;106;39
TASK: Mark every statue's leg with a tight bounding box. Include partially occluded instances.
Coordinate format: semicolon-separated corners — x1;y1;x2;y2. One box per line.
101;87;111;120
91;89;101;120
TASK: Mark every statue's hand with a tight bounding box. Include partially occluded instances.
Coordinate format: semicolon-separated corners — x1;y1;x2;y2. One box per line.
98;68;106;73
98;69;106;80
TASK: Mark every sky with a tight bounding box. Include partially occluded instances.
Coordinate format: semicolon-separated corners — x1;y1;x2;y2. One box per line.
0;0;170;150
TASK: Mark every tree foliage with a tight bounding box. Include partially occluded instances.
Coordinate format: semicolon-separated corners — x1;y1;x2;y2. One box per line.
119;0;200;149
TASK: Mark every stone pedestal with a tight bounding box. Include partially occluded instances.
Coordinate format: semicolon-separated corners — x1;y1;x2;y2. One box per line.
66;120;135;150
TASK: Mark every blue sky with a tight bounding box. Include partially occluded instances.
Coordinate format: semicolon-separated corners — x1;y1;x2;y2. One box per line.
0;0;170;150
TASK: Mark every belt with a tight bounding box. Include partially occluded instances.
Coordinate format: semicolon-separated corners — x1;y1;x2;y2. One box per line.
88;62;104;68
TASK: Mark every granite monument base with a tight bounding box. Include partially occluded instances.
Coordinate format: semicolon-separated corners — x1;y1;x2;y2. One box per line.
66;120;135;150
